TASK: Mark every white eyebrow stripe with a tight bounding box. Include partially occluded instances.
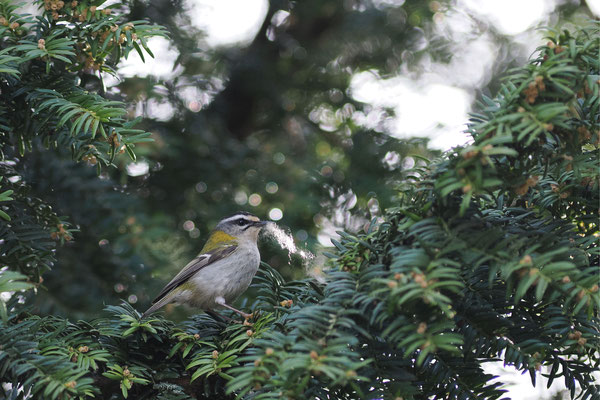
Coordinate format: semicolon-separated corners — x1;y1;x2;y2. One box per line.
221;215;258;224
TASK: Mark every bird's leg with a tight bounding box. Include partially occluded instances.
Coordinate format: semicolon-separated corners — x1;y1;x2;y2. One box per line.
220;303;253;320
215;296;253;321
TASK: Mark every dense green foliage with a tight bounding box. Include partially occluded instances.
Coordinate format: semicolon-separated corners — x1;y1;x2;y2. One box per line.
0;0;170;317
0;0;598;393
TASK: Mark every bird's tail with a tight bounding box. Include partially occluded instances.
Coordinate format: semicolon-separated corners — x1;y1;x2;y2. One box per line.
141;296;172;319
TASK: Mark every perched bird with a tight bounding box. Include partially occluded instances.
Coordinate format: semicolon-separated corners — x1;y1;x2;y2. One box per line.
142;212;267;319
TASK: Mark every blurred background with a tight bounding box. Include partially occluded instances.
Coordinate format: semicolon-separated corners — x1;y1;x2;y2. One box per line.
19;0;598;396
29;0;599;313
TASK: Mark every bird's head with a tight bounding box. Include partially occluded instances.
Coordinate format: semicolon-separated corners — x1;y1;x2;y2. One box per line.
202;212;267;251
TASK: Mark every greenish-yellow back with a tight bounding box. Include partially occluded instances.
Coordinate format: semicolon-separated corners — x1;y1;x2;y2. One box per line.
201;230;237;253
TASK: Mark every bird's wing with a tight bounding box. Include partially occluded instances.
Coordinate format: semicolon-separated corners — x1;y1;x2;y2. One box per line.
151;245;238;304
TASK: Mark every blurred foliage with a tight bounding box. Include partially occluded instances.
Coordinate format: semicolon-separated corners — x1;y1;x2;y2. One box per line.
1;15;599;399
122;0;445;256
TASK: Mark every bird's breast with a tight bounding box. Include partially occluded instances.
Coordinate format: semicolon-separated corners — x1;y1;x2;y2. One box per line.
188;244;260;308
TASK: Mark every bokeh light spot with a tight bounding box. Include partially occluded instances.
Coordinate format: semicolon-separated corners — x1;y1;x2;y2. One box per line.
320;165;333;177
273;152;285;165
402;156;415;169
296;229;308;241
234;191;248;205
183;220;195;231
195;182;207;193
368;198;380;215
265;182;279;194
383;151;401;169
187;101;202;112
189;228;200;238
269;208;283;221
126;161;149;177
249;193;262;206
316;141;331;157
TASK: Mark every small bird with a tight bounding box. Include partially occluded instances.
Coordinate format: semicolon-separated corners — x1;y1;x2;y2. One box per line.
142;212;267;319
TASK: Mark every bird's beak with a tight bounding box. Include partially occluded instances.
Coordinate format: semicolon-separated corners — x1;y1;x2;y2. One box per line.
254;221;268;228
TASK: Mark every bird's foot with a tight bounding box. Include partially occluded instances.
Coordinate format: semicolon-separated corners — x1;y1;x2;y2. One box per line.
214;297;256;324
242;310;261;325
241;311;253;320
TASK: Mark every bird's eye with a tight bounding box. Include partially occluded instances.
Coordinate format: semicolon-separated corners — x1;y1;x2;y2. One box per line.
237;218;247;226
